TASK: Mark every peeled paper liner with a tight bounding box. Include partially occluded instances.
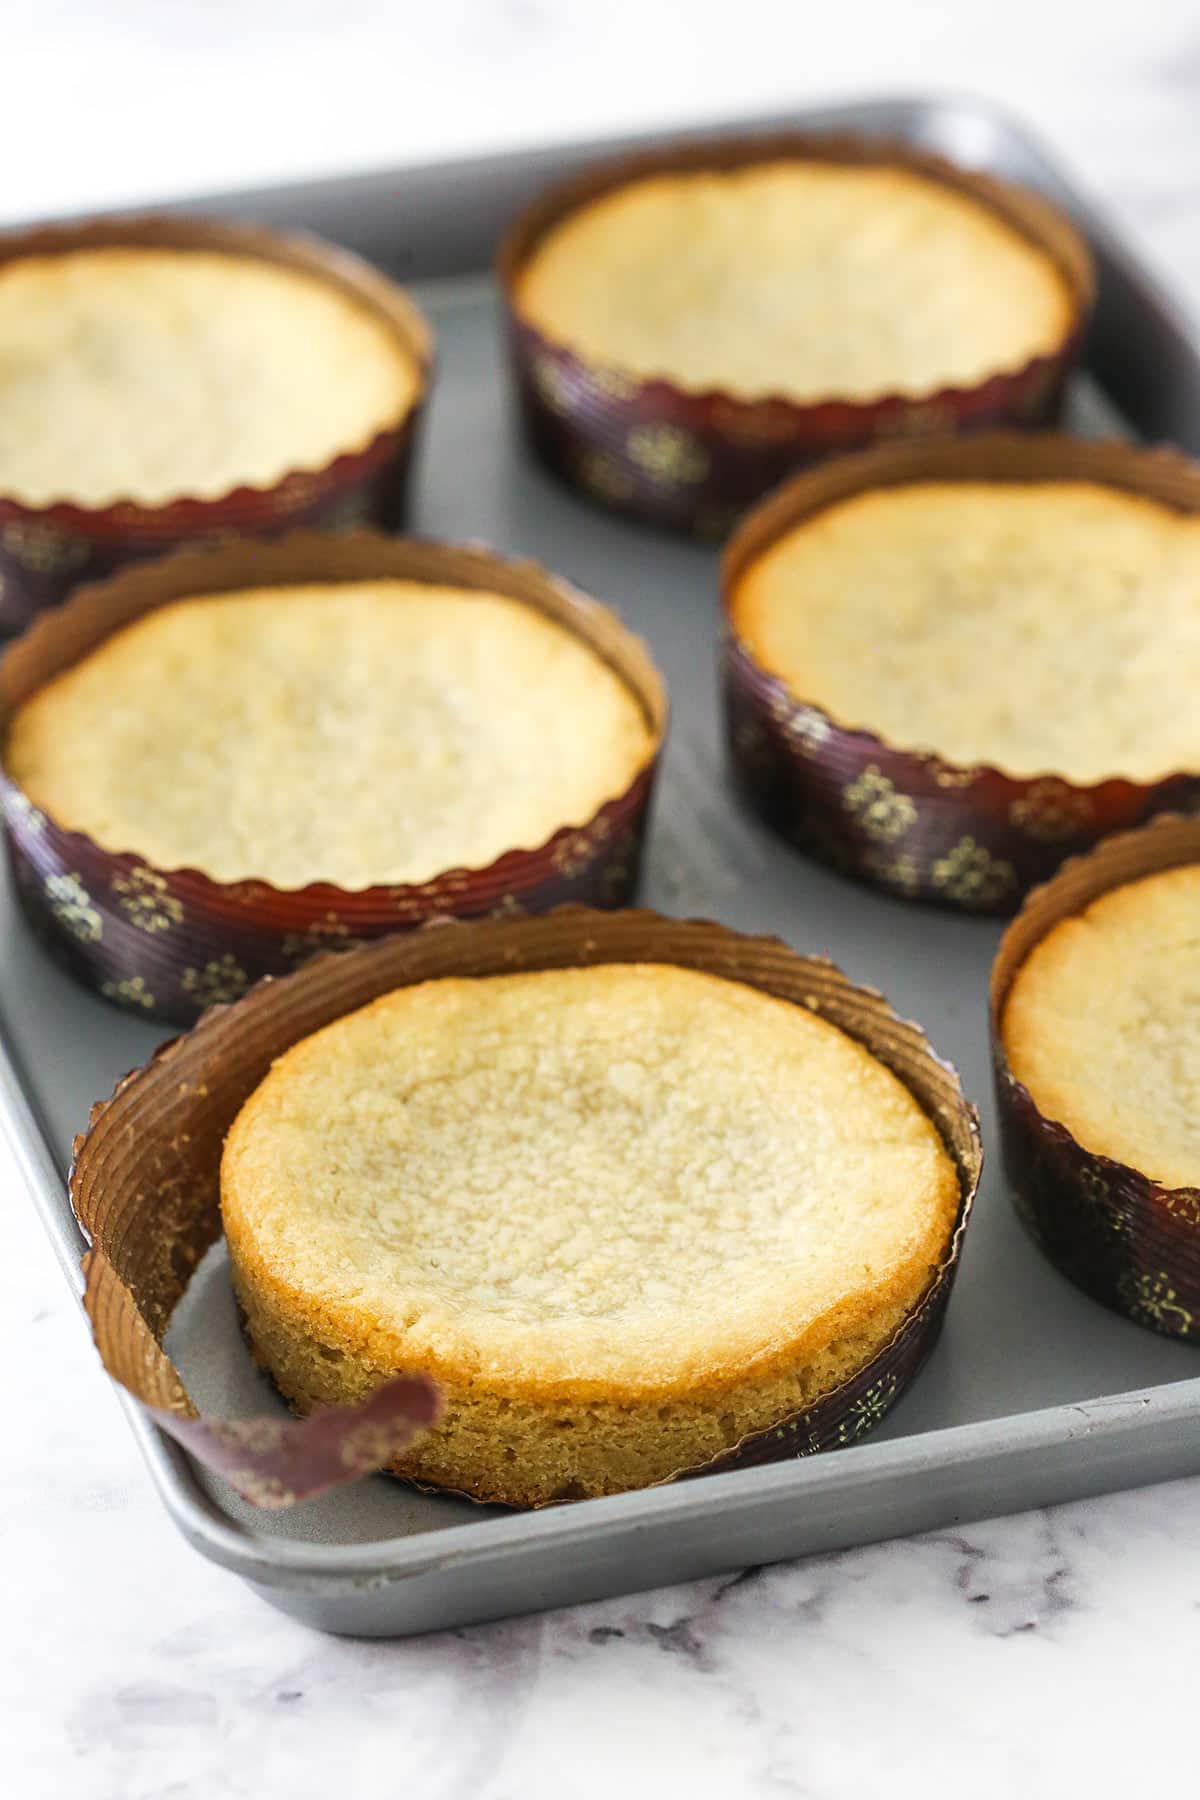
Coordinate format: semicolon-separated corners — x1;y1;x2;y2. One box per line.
991;813;1200;1341
0;213;434;631
0;529;667;1023
499;128;1094;535
722;432;1200;913
72;905;982;1509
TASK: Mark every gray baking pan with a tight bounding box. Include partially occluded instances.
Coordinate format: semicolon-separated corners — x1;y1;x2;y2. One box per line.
5;93;1200;1639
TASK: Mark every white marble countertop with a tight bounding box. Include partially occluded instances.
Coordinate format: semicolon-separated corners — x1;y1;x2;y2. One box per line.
4;3;1200;1794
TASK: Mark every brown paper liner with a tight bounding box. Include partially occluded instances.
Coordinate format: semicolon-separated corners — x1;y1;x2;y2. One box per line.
0;531;667;1023
991;814;1200;1340
0;214;434;631
722;432;1200;912
499;130;1093;536
72;906;981;1507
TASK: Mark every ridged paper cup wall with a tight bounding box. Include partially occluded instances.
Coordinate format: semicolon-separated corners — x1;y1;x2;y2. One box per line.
0;214;433;631
500;131;1092;536
0;532;666;1023
72;906;982;1507
991;814;1200;1339
721;433;1200;911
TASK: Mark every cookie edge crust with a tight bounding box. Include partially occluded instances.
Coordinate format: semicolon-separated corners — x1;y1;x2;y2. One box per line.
220;966;960;1504
1001;865;1200;1191
514;161;1074;405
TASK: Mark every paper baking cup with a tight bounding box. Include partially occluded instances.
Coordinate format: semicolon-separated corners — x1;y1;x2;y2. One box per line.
72;906;981;1508
0;532;666;1024
499;130;1093;536
991;814;1200;1340
0;215;433;632
722;432;1200;912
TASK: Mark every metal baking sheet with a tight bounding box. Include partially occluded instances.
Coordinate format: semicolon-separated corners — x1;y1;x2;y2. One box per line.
5;93;1200;1639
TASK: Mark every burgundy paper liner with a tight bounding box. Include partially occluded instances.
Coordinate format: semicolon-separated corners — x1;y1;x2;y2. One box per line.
722;432;1200;913
499;130;1093;536
0;214;434;632
0;532;666;1024
84;1247;440;1508
991;814;1200;1341
71;906;981;1508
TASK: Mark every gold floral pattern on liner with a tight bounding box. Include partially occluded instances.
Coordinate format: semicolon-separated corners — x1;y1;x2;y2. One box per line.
0;519;89;575
1118;1270;1194;1337
769;695;831;757
229;1473;294;1507
45;871;102;943
931;836;1016;907
1009;779;1096;842
860;846;922;897
842;765;917;843
386;873;473;925
337;1420;405;1472
488;893;528;920
273;471;326;510
209;1417;288;1455
835;1373;900;1444
626;423;709;486
1080;1167;1128;1237
588;366;640;404
219;879;274;908
766;1411;834;1458
280;913;364;962
575;451;634;504
529;353;575;417
3;788;47;837
552;814;612;879
181;952;250;1009
1080;1168;1110;1204
111;865;184;934
1161;1190;1200;1228
100;974;156;1011
932;765;977;790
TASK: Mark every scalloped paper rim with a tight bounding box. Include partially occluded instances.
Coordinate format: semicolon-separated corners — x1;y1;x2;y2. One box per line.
0;211;433;523
499;128;1094;532
990;813;1200;1336
721;432;1200;910
71;904;982;1509
0;529;668;1019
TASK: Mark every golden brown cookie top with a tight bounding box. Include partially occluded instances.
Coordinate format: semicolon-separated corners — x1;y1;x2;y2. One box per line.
221;962;960;1393
516;161;1071;403
0;247;420;506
